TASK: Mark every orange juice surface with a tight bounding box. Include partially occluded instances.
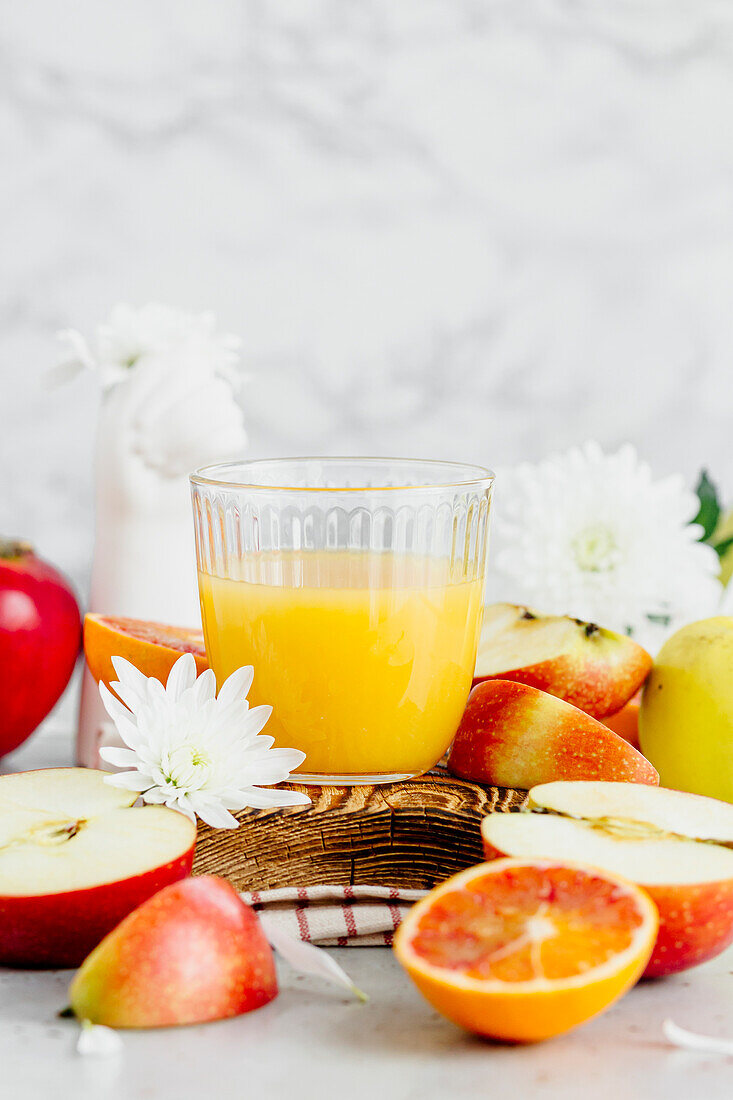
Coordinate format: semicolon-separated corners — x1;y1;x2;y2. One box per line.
198;551;484;778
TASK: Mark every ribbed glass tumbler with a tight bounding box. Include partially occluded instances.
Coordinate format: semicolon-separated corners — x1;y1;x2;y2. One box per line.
190;458;494;785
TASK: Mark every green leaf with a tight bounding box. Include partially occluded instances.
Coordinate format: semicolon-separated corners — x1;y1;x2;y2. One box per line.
692;469;721;541
711;534;733;559
647;613;672;627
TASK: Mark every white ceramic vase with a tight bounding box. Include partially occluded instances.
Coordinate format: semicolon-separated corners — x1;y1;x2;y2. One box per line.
77;349;247;766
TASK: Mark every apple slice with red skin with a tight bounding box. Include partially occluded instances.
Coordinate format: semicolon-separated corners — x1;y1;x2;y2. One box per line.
602;699;640;748
0;768;196;968
447;680;659;789
473;604;652;718
482;781;733;978
69;876;278;1028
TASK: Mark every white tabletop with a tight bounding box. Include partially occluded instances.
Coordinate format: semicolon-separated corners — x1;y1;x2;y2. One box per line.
3;730;733;1100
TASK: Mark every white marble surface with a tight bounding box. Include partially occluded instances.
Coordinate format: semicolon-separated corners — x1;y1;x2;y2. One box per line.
4;6;733;752
2;730;733;1100
4;1;733;603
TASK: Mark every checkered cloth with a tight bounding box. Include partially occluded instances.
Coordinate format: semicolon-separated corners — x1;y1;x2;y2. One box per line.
241;885;428;945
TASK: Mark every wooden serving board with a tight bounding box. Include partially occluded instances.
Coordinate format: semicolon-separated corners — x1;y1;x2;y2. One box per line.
193;773;527;892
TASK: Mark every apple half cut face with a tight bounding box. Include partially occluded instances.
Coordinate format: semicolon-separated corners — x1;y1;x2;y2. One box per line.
482;781;733;978
474;604;652;718
0;768;196;968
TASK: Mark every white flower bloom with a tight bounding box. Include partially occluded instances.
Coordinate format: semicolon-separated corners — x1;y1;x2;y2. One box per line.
56;302;242;392
493;442;722;646
98;653;310;828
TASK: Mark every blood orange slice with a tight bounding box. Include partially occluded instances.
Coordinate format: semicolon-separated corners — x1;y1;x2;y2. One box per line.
394;858;657;1043
84;614;208;691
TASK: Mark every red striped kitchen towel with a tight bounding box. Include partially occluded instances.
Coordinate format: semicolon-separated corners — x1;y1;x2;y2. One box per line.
241;885;428;945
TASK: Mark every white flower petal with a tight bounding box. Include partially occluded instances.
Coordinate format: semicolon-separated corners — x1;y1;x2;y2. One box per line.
110;657;151;699
98;680;131;723
165;653;198;701
189;799;240;829
138;787;168;804
215;665;255;709
103;771;152;793
234;757;304;786
248;734;276;751
97;683;142;749
145;677;168;707
237;786;312;810
161;795;196;824
663;1019;733;1056
55;328;97;376
98;747;141;769
109;679;148;716
77;1022;124;1057
189;668;217;709
241;704;273;737
206;700;250;737
261;922;367;1001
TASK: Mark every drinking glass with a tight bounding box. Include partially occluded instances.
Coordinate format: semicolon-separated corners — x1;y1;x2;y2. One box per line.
190;458;494;785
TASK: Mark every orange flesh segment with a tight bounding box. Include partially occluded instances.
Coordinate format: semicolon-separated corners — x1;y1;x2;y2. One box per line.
410;865;643;983
98;617;205;655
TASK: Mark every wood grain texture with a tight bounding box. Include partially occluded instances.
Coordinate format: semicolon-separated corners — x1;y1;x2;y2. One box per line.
193;773;527;892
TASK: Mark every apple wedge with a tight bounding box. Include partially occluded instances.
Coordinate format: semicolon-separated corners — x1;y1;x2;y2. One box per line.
447;680;659;789
601;699;640;748
69;877;277;1028
0;768;196;968
474;604;652;718
481;780;733;977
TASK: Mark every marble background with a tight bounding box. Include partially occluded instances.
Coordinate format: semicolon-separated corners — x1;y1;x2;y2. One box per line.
2;1;733;729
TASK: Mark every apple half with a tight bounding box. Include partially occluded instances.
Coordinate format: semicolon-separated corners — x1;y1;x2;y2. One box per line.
474;604;652;718
481;781;733;977
69;877;278;1028
0;768;196;968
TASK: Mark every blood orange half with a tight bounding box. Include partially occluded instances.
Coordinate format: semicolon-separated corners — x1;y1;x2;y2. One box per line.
84;614;208;691
394;858;657;1043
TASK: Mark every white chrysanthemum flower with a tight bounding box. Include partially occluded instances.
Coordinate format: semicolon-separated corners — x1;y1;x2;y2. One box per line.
56;302;242;391
98;653;310;829
494;442;722;645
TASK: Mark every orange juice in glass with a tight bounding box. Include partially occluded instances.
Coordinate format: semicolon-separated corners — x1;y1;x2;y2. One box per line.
190;459;493;785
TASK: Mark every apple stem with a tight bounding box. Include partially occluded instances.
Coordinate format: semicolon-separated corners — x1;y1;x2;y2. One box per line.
0;538;32;560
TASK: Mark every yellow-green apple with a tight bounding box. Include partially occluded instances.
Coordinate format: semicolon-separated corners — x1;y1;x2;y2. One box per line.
0;768;196;968
69;876;277;1027
639;617;733;803
474;604;652;718
481;780;733;977
447;680;658;789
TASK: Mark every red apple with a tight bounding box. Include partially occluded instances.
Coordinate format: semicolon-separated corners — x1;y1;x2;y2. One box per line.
474;603;652;718
0;768;196;968
69;876;278;1027
0;540;82;755
482;780;733;977
447;679;658;789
